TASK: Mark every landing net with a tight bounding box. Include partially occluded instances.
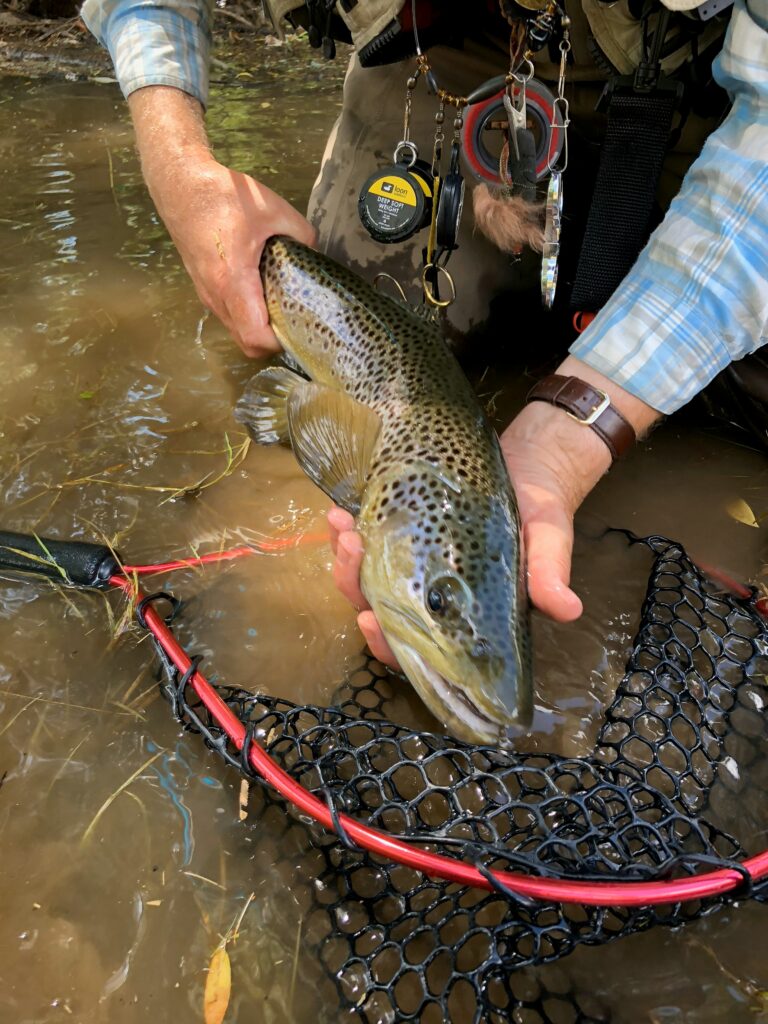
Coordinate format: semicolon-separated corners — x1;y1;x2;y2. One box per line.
2;529;767;1023
137;533;768;1022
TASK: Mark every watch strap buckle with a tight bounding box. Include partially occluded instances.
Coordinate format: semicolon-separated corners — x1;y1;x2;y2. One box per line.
526;374;637;461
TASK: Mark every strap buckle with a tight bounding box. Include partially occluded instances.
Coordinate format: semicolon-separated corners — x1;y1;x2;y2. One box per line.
566;389;610;425
597;72;685;113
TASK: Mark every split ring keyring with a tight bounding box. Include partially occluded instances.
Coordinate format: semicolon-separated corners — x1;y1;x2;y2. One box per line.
393;141;418;169
422;263;456;308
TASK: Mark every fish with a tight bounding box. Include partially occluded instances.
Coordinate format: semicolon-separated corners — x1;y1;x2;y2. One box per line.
234;236;532;745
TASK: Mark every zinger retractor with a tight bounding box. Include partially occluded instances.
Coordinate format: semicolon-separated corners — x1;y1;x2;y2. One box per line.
462;76;564;186
435;140;465;252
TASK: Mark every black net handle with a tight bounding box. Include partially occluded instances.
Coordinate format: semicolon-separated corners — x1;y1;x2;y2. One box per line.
0;529;121;589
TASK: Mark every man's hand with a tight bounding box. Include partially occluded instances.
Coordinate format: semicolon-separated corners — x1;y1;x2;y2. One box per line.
329;506;399;667
329;356;662;669
153;161;316;357
128;87;316;358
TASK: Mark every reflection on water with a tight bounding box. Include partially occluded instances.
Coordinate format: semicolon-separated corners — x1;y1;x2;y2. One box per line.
0;71;767;1023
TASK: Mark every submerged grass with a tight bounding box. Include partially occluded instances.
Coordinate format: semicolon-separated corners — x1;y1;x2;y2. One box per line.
81;748;164;844
46;578;88;623
159;433;251;504
45;432;252;504
126;681;161;714
686;938;768;1014
184;871;227;891
0;695;42;738
203;892;256;1024
0;689;132;717
289;913;304;1017
45;736;88;797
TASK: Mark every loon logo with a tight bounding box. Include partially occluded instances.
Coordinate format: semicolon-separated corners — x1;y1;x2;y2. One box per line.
381;181;394;193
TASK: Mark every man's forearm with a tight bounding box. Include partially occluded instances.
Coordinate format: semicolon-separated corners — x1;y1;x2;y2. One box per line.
128;87;214;217
124;86;315;358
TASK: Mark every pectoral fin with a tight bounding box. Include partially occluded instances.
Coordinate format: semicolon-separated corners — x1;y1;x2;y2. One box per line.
287;384;381;516
234;366;305;445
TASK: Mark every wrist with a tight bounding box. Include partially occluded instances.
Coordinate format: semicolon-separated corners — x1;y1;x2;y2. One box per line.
519;356;663;476
556;355;662;439
505;401;612;510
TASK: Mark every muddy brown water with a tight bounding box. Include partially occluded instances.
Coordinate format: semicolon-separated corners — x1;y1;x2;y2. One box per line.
0;68;766;1024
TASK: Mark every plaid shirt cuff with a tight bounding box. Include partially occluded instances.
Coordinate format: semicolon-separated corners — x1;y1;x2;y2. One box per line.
81;0;214;107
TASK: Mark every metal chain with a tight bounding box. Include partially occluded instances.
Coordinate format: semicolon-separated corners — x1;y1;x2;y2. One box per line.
393;69;420;167
415;53;468;109
431;99;445;176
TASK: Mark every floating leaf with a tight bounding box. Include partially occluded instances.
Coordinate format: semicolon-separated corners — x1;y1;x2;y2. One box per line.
726;498;760;528
79;390;95;400
204;946;231;1024
238;779;249;822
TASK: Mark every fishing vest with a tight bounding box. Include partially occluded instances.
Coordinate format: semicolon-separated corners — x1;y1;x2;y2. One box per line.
264;0;406;65
262;0;728;76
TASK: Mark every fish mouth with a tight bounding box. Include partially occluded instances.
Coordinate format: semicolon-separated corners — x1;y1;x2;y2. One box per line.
402;646;523;747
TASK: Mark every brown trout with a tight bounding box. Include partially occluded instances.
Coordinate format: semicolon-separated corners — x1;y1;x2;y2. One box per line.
235;236;532;744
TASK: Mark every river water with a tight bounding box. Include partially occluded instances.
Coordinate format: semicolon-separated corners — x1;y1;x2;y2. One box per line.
0;58;766;1024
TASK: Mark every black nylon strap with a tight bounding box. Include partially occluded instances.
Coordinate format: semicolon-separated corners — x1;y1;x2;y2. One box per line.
569;87;678;312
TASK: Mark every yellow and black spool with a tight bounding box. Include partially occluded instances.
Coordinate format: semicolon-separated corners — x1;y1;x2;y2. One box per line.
358;160;434;244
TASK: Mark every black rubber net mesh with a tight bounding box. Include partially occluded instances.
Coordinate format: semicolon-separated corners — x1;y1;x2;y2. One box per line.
151;535;768;1023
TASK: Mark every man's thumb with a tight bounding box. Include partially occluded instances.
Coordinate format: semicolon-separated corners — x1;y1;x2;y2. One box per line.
524;515;583;623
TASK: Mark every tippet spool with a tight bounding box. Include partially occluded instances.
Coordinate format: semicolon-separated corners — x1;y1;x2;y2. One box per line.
462;78;564;185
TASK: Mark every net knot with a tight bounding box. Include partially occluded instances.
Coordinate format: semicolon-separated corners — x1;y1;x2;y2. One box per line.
657;851;754;902
136;590;183;630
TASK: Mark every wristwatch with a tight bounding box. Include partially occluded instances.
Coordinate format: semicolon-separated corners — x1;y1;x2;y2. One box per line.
526;374;636;461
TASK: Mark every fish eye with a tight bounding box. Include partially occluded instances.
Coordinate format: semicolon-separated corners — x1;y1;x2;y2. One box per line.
425;576;471;617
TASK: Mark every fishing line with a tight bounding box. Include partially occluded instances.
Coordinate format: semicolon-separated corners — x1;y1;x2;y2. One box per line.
121;532;329;575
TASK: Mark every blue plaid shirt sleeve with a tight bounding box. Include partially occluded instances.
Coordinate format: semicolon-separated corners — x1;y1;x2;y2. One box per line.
80;0;214;107
570;0;768;415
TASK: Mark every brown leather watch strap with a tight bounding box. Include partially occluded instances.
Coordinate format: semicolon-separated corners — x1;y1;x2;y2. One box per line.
526;374;636;460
